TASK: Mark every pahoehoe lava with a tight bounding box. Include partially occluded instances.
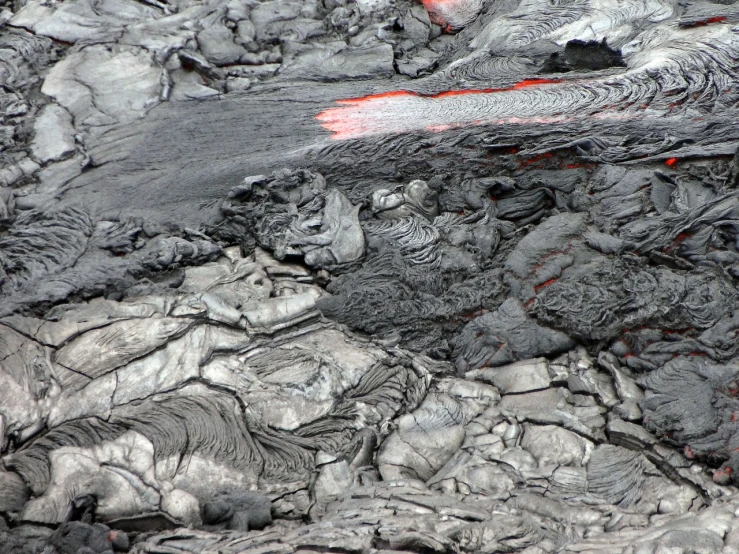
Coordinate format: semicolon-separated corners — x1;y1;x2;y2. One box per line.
59;18;739;226
317;24;739;139
4;0;739;553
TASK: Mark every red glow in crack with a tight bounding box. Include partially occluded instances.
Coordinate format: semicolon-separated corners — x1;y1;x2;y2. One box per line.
682;16;727;27
663;327;694;335
714;467;732;484
421;0;456;26
664;232;691;253
534;278;558;292
665;157;679;168
518;152;554;168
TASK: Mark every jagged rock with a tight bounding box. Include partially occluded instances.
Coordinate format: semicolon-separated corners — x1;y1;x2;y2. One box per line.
613;399;643;422
599;352;644;404
567;369;619;407
169;69;221;101
396;51;439;78
224;170;365;268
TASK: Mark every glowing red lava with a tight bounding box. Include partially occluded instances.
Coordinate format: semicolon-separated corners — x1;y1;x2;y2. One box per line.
665;157;679;167
682;16;727;27
534;278;558;293
334;79;564;104
316;79;566;140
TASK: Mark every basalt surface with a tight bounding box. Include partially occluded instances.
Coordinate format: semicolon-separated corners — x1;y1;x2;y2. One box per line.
2;0;739;553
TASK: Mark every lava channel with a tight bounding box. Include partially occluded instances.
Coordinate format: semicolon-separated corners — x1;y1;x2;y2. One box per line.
316;25;739;140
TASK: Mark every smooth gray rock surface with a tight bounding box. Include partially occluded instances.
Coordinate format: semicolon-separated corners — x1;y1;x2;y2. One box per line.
30;104;76;164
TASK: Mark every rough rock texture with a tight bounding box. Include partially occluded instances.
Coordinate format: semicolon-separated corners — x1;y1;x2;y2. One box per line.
3;0;739;553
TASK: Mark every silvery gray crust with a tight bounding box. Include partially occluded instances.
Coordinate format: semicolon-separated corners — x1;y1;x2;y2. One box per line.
2;0;739;553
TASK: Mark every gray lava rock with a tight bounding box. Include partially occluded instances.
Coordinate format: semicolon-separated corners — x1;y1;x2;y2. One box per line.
202;500;234;525
206;492;272;531
466;358;551;393
30;104;76;164
6;1;739;552
197;24;247;66
454;298;575;372
50;522;112;554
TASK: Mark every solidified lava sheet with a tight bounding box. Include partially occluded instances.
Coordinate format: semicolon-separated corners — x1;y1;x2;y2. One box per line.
3;0;739;552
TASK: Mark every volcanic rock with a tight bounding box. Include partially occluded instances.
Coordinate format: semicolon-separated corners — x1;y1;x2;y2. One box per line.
4;0;739;552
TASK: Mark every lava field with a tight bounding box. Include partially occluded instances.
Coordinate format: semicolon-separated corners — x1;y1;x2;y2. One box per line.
2;0;739;552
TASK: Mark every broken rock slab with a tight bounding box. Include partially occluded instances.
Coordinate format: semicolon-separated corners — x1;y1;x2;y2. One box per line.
567;368;619;407
607;418;658;451
307;44;395;81
599;351;644;404
500;387;607;442
30;104;76;164
520;424;594;467
466;357;551;394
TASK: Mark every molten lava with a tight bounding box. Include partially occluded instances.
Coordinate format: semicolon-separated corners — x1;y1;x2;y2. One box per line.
665;157;679;167
316;79;568;140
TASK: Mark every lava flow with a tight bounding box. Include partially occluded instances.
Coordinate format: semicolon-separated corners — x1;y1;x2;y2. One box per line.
316;78;575;140
317;23;739;140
